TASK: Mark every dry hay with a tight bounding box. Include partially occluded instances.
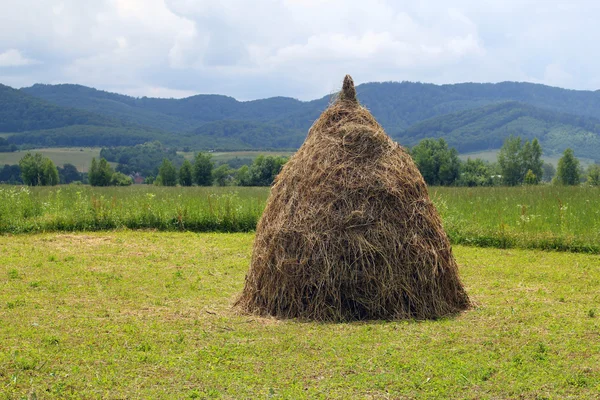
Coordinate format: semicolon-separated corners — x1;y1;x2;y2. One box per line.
235;75;470;321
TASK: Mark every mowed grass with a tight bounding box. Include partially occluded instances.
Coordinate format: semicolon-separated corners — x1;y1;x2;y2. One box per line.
1;185;599;253
0;148;110;172
1;231;598;399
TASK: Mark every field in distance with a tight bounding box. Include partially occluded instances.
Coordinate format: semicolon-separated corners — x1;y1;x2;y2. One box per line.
459;149;595;168
0;147;294;170
1;231;598;398
178;150;295;163
0;147;112;172
3;146;596;171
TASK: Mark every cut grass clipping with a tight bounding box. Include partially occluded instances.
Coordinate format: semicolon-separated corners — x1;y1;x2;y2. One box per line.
236;76;469;321
1;232;599;399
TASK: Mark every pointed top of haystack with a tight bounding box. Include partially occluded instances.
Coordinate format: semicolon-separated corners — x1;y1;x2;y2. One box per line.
339;74;358;104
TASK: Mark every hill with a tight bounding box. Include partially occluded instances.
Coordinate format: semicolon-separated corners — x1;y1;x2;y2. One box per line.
0;84;118;132
21;84;197;132
396;102;600;159
22;84;318;132
356;81;600;129
6;80;600;159
186;120;304;150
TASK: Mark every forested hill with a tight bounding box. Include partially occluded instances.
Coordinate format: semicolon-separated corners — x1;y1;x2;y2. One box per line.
5;80;600;159
355;81;600;130
22;81;600;133
395;102;600;159
22;84;322;133
21;84;198;133
1;84;178;148
0;84;118;132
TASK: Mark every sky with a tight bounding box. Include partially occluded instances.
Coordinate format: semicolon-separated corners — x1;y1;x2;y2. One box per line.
1;0;599;100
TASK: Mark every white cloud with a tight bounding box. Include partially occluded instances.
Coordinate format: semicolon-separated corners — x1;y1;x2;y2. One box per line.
109;85;198;99
544;63;573;88
0;49;39;67
0;0;598;99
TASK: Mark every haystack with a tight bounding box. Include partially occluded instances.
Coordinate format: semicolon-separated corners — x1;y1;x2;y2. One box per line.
235;75;470;321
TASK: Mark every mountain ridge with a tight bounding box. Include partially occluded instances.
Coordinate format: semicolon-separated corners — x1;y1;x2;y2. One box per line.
1;80;599;161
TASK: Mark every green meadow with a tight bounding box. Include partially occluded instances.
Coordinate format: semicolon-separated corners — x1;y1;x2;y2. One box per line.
430;186;600;253
1;185;599;398
0;185;598;253
0;148;110;172
1;232;599;398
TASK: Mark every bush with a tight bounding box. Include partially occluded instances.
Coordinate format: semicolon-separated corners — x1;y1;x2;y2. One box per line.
111;172;133;186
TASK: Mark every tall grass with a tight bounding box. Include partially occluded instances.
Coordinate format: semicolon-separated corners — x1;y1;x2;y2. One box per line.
431;186;600;253
1;184;599;253
0;185;267;234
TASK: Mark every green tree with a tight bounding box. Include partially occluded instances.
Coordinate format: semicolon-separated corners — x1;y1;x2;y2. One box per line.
556;148;580;185
212;164;233;186
179;159;193;186
246;156;287;186
235;165;251;186
110;172;133;186
497;136;543;186
497;136;524;186
89;157;114;186
522;138;543;184
411;138;460;185
157;158;177;186
524;169;537;185
19;152;44;186
98;158;114;186
458;158;493;187
41;158;59;186
193;152;213;186
586;164;600;186
18;152;59;186
58;163;81;184
88;158;99;186
0;164;22;184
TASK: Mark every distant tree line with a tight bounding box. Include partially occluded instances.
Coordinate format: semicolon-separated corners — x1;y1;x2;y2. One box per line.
410;136;595;187
101;141;184;177
2;139;599;187
0;137;17;152
153;153;287;187
1;154;86;185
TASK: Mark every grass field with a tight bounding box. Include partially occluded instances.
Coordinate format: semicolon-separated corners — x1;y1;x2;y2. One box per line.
0;148;111;172
1;185;599;253
430;186;600;253
1;231;598;398
0;186;268;234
